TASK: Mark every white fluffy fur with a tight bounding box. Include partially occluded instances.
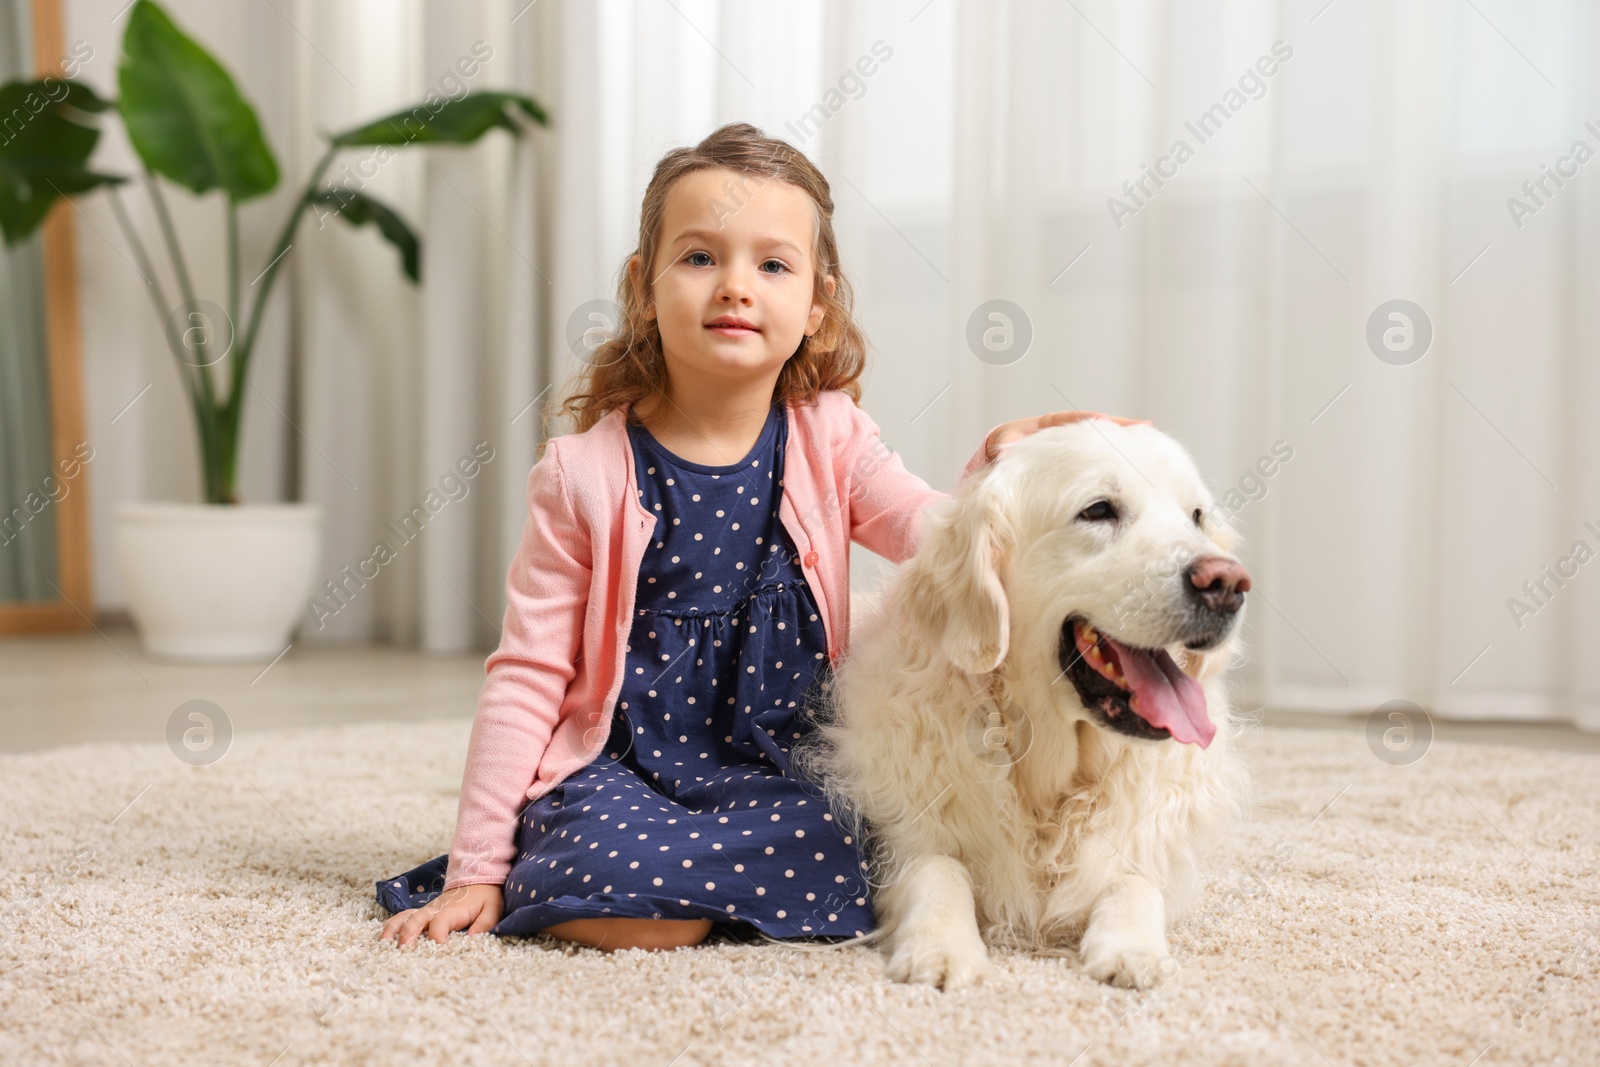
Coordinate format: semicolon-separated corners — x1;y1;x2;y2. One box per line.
795;423;1253;991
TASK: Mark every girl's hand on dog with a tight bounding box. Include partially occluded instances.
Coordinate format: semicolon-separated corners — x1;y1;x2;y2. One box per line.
379;882;505;947
985;411;1152;461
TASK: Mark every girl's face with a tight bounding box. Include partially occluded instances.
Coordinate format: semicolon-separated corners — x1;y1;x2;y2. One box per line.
636;167;832;388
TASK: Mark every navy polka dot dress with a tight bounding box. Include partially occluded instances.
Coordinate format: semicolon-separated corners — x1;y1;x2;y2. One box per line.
377;400;875;940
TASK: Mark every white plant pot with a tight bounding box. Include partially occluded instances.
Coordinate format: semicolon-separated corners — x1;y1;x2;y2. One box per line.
116;502;322;662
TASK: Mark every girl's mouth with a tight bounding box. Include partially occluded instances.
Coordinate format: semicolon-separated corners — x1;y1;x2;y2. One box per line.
706;317;760;337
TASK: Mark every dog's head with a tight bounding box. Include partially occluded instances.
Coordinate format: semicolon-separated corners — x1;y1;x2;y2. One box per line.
896;421;1250;748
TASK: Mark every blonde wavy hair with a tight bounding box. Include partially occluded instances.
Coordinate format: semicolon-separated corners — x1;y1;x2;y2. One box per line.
543;123;868;452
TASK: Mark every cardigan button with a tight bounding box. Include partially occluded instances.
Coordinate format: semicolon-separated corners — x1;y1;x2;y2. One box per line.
803;550;818;568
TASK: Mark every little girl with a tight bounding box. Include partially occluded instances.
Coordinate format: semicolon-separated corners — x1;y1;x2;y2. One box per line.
377;122;1131;953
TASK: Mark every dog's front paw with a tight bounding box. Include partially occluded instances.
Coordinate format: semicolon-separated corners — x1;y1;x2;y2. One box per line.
885;926;993;991
1078;936;1172;990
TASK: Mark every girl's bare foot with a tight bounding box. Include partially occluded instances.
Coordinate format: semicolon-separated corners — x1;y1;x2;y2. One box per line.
539;916;714;952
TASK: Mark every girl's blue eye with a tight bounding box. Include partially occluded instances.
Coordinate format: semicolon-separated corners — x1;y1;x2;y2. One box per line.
760;260;789;274
686;251;712;267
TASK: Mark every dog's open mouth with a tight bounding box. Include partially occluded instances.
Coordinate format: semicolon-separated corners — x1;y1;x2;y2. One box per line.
1059;618;1216;748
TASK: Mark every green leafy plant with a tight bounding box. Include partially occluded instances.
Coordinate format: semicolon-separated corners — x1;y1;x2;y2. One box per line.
0;0;546;503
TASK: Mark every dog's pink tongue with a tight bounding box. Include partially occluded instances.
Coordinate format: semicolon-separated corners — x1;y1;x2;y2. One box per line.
1103;638;1215;748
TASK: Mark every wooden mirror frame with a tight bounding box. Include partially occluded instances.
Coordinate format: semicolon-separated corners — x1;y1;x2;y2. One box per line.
0;0;93;635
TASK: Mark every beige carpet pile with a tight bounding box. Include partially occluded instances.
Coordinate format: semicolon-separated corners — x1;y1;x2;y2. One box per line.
2;717;1597;1066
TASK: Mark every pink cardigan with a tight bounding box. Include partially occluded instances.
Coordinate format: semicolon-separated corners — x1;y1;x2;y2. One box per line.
443;389;999;890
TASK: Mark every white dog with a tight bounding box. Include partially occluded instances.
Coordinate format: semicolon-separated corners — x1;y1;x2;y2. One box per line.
798;421;1252;991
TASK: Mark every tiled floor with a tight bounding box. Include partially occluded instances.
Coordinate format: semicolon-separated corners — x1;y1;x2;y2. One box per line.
2;628;1598;755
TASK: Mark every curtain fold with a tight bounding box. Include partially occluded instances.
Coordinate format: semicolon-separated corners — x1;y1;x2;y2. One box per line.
0;0;60;603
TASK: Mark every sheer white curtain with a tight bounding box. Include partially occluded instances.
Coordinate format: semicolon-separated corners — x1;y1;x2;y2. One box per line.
0;0;59;602
74;0;1599;728
534;0;1599;728
284;0;548;651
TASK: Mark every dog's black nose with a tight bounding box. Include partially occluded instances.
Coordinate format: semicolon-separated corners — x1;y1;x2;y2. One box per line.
1185;556;1251;615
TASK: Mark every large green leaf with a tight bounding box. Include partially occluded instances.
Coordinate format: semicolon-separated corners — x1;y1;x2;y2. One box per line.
307;188;421;283
0;79;124;245
330;90;548;148
118;0;278;202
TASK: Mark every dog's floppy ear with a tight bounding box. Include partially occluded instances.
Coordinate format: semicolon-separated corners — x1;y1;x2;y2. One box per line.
896;479;1013;674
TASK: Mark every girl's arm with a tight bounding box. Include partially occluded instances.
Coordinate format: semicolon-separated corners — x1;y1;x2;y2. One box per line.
840;401;999;566
443;440;593;892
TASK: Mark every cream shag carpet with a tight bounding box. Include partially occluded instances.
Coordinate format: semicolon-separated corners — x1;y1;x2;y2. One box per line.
2;717;1597;1067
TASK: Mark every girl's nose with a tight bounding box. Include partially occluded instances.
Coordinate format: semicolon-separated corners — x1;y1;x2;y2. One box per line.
714;263;756;304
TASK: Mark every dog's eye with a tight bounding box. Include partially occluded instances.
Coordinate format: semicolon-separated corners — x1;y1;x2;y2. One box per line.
1192;508;1204;527
1077;500;1119;523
